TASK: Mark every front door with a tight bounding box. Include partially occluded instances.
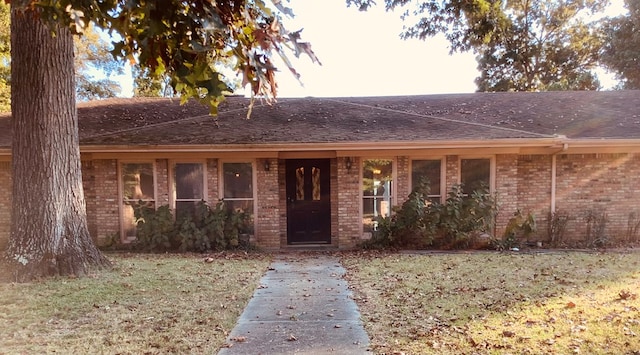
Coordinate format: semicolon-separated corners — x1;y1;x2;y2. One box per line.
286;159;331;244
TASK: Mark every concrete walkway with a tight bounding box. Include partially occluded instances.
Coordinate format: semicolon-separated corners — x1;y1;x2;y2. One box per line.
218;255;371;354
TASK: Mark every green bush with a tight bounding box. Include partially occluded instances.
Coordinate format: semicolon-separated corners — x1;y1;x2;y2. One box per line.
134;203;176;252
132;200;252;252
364;182;497;250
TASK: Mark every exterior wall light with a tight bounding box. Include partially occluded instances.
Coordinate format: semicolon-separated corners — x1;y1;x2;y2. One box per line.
345;157;353;171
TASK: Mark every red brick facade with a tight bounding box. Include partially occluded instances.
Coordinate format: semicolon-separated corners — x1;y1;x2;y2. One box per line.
0;152;639;249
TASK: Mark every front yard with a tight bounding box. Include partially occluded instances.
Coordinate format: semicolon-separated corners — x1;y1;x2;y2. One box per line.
0;250;638;354
342;251;640;354
0;253;271;354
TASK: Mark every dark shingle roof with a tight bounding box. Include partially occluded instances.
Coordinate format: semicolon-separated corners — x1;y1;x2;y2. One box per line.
0;91;638;148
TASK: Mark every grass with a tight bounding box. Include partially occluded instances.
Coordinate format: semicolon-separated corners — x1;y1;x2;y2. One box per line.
0;252;271;354
1;250;638;354
341;251;640;355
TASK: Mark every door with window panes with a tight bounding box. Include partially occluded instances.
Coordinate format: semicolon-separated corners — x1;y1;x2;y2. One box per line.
286;159;331;244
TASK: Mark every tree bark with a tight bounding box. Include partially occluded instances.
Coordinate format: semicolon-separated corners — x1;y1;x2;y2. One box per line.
5;7;110;281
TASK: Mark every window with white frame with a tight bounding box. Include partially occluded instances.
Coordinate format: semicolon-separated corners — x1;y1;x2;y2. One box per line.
173;162;205;221
222;162;254;219
460;158;491;195
120;162;155;240
362;159;393;233
411;159;443;202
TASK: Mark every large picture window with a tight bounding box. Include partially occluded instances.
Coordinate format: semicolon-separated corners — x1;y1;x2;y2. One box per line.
362;159;393;234
173;162;205;221
460;158;491;194
121;162;155;240
411;159;442;202
222;162;254;218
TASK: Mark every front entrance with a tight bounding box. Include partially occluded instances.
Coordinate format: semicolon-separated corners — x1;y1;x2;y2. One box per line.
285;159;331;244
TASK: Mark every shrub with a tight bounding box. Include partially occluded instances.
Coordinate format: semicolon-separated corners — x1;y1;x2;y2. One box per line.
494;209;536;250
132;200;252;252
133;203;176;252
364;182;498;250
585;209;609;247
626;212;640;244
547;210;569;247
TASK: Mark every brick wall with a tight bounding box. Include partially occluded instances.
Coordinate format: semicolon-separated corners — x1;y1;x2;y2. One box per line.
445;155;459;192
0;162;11;250
495;154;519;237
337;157;362;248
330;158;339;246
555;153;640;243
1;151;638;251
516;155;552;241
155;159;170;205
91;159;119;244
81;160;97;242
206;159;219;202
396;156;410;205
256;158;280;249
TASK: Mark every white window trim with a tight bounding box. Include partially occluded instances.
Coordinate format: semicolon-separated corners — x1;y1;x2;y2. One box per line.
359;157;397;238
409;157;446;203
169;160;208;213
458;156;496;193
118;160;157;243
218;160;258;231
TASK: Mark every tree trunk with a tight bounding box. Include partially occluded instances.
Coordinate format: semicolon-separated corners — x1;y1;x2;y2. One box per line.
5;8;110;281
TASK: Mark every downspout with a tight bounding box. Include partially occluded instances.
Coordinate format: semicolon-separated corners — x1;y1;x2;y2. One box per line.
551;142;569;213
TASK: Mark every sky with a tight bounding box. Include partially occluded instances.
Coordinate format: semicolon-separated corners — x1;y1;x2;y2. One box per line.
264;0;479;97
115;0;627;98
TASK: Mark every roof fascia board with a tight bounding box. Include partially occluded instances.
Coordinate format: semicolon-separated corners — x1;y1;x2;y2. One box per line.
78;138;565;154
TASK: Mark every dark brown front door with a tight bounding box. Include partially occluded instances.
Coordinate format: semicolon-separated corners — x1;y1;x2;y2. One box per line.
286;159;331;244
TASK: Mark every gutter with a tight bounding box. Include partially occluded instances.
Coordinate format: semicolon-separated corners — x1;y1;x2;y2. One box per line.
74;137;565;154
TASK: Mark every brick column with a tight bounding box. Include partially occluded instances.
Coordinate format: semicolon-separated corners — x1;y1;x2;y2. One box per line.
495;154;519;238
337;156;361;248
396;156;410;204
257;158;280;249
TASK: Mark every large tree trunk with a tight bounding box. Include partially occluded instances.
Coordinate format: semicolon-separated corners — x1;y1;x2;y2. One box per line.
5;8;110;281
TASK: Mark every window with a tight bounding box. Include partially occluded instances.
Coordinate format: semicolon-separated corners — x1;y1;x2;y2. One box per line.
411;159;442;202
173;162;205;221
460;158;491;194
222;162;254;218
362;159;393;233
120;162;155;240
294;166;321;201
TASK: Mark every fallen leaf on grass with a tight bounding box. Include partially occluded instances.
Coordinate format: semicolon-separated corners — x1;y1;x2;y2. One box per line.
618;290;637;300
502;330;516;337
566;301;576;308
